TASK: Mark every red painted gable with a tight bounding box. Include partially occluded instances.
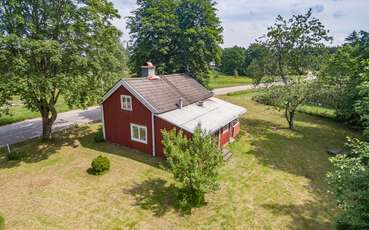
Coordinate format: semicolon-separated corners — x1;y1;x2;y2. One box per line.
102;86;153;155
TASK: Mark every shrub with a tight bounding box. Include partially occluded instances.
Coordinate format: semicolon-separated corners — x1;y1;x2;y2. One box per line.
162;127;223;210
0;215;4;230
327;138;369;229
6;151;25;161
94;127;105;143
91;155;110;175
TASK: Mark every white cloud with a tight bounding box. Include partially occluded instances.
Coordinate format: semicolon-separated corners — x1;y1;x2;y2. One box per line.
111;0;369;48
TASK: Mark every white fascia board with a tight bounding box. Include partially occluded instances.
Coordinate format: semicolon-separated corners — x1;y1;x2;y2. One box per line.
100;79;159;114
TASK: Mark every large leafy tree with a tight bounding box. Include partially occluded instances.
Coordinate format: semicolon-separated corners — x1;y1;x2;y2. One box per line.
127;0;223;86
162;127;223;209
0;0;125;140
127;0;178;75
327;138;369;229
220;46;246;76
320;31;369;140
254;9;332;83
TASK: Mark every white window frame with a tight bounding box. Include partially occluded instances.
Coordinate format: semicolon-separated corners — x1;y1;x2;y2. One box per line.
222;124;229;134
130;123;147;144
121;95;132;111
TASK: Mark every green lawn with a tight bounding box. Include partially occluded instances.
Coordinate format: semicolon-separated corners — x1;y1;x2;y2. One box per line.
0;96;74;126
208;72;253;89
0;93;355;229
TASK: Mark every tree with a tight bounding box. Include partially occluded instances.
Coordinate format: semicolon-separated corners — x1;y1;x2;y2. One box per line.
127;0;223;86
162;127;223;209
0;0;125;140
220;46;246;75
327;137;369;229
256;9;332;83
245;43;273;84
254;80;317;129
127;0;179;75
320;31;369;140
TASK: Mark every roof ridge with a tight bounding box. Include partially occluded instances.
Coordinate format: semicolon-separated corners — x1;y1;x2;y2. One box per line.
162;76;192;103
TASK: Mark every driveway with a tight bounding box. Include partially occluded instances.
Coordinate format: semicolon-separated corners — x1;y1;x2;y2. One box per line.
0;83;282;146
0;107;101;146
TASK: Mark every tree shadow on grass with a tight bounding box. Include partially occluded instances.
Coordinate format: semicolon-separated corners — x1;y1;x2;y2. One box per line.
123;178;193;217
0;125;91;169
237;114;347;229
262;201;333;230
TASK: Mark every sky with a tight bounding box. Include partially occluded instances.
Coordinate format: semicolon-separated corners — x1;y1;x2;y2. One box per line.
111;0;369;48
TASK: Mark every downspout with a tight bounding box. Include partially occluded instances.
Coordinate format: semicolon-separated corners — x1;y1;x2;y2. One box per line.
151;113;156;157
100;105;106;140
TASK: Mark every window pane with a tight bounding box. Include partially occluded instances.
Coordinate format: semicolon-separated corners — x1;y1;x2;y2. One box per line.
133;126;139;139
139;128;146;141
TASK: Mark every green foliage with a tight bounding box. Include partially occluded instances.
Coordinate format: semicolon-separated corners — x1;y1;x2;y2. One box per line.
327;138;369;229
94;127;105;143
127;0;223;86
161;127;223;209
0;215;4;230
91;155;110;175
220;46;246;75
0;0;125;139
253;80;318;129
320;31;369;140
6;150;25;161
253;9;332;83
355;62;369;140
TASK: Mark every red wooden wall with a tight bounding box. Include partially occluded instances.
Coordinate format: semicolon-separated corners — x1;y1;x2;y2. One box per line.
219;125;230;147
102;86;153;155
154;116;192;157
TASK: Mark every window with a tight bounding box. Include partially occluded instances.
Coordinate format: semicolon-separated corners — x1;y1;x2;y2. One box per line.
130;124;147;144
121;95;132;111
222;124;229;133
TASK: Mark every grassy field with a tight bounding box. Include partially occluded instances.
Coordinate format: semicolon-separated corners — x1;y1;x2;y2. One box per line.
0;96;74;126
0;92;355;229
208;72;253;89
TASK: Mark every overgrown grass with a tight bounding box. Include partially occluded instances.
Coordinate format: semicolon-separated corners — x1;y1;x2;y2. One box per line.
208;71;253;89
0;94;356;229
0;96;75;126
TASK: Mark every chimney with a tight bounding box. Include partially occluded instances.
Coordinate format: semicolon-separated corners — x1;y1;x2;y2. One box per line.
178;98;183;109
141;62;156;78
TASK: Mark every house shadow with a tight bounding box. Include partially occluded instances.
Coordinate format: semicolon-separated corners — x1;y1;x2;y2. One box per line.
78;130;166;170
0;125;91;169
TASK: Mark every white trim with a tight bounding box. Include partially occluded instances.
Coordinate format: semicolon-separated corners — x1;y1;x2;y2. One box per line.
130;123;148;144
123;81;158;113
120;95;132;111
151;113;156;157
100;79;159;113
100;105;106;140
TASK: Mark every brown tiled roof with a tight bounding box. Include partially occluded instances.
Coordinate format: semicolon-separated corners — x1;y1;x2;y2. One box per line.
124;73;213;114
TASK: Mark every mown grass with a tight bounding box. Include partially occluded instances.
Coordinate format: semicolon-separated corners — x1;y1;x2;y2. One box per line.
0;94;356;229
0;96;74;126
208;71;253;89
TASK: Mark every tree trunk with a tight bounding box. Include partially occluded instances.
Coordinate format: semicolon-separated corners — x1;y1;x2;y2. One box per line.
284;105;295;129
40;103;58;140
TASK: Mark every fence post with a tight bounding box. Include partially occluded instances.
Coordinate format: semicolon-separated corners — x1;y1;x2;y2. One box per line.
6;144;11;154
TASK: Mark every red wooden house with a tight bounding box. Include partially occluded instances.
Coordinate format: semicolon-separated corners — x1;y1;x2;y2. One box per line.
101;63;246;157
